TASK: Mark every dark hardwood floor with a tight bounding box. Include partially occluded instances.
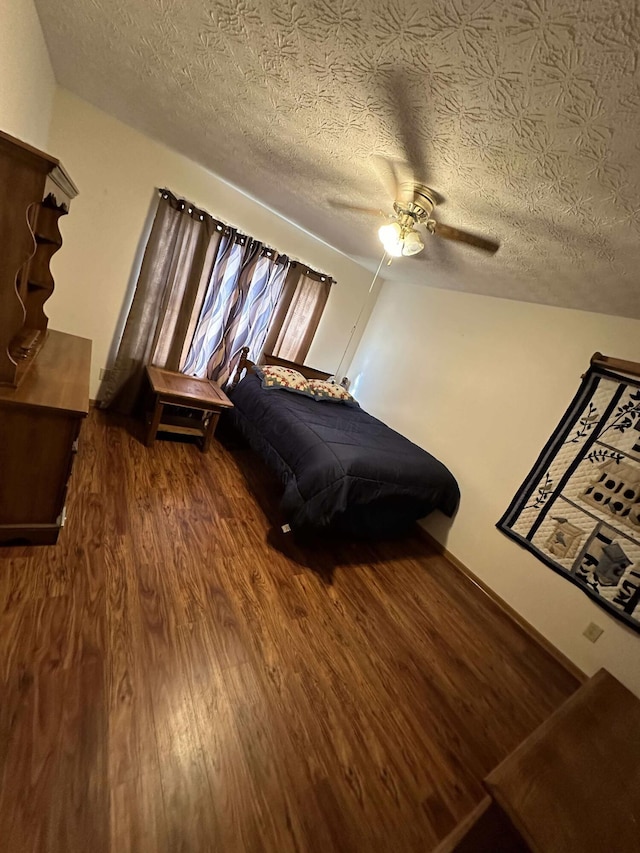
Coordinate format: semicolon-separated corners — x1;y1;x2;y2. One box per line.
0;410;580;852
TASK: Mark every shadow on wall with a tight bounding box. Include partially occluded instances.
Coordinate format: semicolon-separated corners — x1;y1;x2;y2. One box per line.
420;508;457;551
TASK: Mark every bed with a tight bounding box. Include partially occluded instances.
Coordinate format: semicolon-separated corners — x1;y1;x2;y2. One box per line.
226;348;460;537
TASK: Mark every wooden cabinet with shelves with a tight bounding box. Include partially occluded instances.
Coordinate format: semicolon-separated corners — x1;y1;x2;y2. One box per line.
0;130;78;387
0;129;90;545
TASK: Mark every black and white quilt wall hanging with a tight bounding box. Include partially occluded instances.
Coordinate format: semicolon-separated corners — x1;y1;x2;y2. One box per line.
498;364;640;633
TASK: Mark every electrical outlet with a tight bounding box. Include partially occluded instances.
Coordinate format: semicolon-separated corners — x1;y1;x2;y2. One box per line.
583;622;604;643
99;367;108;380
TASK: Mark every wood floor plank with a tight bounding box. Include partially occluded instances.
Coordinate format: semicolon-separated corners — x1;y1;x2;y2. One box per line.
0;664;67;851
136;559;221;852
0;595;76;681
0;410;581;851
104;537;159;787
177;619;261;851
110;770;168;853
46;661;109;853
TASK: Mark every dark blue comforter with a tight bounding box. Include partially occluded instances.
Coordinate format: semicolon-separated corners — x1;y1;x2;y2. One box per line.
228;373;459;534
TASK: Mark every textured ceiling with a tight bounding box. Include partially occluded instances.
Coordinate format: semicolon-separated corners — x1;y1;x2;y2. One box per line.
36;0;640;318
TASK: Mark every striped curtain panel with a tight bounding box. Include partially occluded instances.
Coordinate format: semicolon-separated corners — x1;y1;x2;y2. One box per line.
181;235;289;387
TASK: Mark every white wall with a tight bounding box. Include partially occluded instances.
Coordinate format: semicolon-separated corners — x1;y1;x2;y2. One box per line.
0;0;55;148
349;282;640;696
45;89;379;397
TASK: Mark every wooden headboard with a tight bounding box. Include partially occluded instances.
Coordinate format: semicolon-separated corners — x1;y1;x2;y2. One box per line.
232;346;332;386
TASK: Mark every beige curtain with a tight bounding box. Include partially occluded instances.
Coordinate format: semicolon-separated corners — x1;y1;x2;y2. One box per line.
99;193;220;413
263;263;332;363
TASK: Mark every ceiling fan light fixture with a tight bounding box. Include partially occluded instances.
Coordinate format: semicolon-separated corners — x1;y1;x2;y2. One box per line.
378;222;403;257
401;229;424;256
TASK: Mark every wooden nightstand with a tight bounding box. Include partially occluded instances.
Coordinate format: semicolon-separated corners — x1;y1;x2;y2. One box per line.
145;366;233;452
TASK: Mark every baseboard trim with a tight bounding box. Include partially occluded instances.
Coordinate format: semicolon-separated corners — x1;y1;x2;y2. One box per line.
416;527;587;685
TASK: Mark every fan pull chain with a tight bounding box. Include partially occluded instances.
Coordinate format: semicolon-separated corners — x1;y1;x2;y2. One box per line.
334;252;386;382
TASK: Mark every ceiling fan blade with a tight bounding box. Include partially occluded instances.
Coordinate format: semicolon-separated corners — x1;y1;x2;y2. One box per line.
371;155;400;201
328;199;388;217
432;222;500;254
385;70;429;187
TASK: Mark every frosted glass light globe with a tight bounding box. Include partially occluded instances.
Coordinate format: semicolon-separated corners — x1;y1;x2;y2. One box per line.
401;229;424;256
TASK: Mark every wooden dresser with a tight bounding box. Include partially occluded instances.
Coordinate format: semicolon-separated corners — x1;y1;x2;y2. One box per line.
0;129;90;545
434;669;640;852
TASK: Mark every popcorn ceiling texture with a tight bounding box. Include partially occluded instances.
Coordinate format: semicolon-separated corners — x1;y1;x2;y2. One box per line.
35;0;640;318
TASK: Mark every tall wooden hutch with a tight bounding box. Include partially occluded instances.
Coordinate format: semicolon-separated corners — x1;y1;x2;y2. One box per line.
0;129;91;545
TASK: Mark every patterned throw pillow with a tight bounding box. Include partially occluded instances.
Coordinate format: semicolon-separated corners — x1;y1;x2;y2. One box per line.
256;365;313;396
308;379;357;405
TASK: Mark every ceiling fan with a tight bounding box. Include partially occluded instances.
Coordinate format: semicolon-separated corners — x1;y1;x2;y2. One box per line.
329;71;500;259
331;176;500;258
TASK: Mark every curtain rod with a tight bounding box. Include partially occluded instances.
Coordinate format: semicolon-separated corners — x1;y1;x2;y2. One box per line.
591;351;640;378
157;187;335;284
289;261;334;284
